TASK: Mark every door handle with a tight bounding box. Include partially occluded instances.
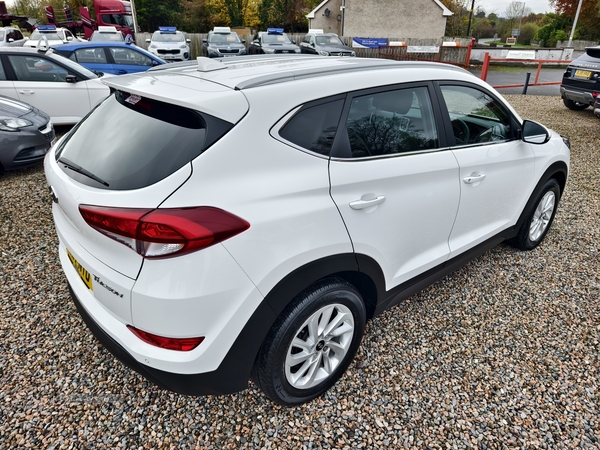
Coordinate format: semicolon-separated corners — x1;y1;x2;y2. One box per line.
463;173;486;184
349;195;386;210
18;90;34;94
116;70;127;74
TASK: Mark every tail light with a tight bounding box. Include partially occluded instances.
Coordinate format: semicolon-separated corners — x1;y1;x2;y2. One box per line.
79;205;250;258
127;326;204;351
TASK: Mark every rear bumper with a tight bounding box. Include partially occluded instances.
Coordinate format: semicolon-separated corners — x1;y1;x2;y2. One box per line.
69;282;256;396
560;85;596;105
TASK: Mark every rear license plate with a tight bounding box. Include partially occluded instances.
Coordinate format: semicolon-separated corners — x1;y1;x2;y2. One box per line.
66;248;93;290
574;69;592;79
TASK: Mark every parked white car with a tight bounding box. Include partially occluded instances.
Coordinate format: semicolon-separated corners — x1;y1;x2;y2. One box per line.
0;27;27;47
45;56;570;405
24;25;84;49
0;47;110;125
145;26;190;61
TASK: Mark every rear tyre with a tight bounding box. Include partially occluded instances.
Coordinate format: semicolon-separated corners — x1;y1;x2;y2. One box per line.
511;178;561;250
253;278;366;406
563;98;589;111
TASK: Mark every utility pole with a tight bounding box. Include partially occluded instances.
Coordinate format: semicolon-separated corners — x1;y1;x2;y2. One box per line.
567;0;583;47
466;0;475;37
130;0;139;34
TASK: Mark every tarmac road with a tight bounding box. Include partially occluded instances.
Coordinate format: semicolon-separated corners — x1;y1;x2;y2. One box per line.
468;66;565;96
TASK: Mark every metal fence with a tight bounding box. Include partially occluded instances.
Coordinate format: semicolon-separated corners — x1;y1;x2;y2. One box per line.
135;32;473;65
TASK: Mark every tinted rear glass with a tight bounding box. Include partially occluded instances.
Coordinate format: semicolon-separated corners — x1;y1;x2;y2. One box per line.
55;92;232;190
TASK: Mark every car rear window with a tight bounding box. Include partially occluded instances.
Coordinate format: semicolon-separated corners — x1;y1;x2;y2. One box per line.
55;91;233;190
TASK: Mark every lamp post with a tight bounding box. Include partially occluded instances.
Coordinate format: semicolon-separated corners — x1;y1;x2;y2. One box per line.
466;0;475;37
567;0;583;47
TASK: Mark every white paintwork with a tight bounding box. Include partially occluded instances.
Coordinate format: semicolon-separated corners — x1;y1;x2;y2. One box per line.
13;77;107;125
330;151;460;289
448;141;535;257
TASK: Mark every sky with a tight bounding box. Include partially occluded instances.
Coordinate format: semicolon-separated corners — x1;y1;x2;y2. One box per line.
479;0;554;15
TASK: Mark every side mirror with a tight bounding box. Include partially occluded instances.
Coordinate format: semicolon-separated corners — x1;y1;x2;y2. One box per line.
202;39;207;44
186;38;191;43
522;120;550;144
252;39;259;44
8;38;14;43
311;42;315;47
145;38;151;43
65;74;77;83
67;36;73;41
242;39;246;44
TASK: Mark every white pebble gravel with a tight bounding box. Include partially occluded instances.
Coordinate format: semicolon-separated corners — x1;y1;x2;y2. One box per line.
0;95;598;449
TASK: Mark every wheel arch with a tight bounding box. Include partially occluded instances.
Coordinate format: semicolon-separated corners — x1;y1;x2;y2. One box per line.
511;161;568;238
207;253;384;393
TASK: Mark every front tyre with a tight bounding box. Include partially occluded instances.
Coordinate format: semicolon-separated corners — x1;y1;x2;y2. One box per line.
563;98;589;111
254;279;366;406
511;178;561;250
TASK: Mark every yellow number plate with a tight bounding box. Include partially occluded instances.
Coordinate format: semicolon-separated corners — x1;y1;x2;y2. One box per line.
574;69;592;79
66;248;93;290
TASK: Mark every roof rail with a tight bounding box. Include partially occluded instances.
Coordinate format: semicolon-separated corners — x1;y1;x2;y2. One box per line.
234;60;395;90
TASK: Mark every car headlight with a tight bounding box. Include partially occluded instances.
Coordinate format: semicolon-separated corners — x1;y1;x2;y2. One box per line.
263;47;276;53
208;48;220;56
294;48;301;53
179;44;187;49
239;49;247;55
351;51;356;57
149;44;157;49
318;50;329;56
0;118;32;131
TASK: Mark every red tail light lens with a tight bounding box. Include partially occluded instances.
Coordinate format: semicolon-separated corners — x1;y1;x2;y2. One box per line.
79;205;250;258
127;326;204;351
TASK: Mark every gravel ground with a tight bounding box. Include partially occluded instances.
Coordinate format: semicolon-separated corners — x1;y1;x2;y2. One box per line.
0;95;598;449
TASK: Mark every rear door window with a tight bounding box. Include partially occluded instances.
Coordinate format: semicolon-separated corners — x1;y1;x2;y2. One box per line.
55;91;233;190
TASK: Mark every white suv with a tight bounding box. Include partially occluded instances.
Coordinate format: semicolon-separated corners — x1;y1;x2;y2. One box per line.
45;56;570;406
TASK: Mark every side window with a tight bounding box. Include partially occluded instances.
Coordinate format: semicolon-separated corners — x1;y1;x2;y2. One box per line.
8;55;69;82
15;30;24;40
109;48;151;66
0;61;6;80
309;36;315;45
279;99;344;156
302;35;310;44
74;47;107;64
344;86;438;158
440;85;512;145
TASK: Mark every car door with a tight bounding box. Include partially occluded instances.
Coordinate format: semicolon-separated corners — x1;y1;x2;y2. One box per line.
329;84;461;290
437;83;536;257
107;46;153;74
6;54;92;125
0;58;18;100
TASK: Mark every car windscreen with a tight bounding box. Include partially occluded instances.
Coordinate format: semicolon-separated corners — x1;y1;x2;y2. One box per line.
263;33;292;44
30;30;62;41
54;91;233;190
152;32;184;42
316;35;345;46
209;33;241;44
91;33;123;42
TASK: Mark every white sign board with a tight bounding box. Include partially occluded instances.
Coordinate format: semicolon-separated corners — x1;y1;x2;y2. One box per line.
506;50;536;60
407;46;440;53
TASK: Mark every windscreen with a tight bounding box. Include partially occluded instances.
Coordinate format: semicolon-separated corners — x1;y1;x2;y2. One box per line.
263;33;292;44
152;32;184;42
31;30;62;41
316;35;345;46
55;92;233;190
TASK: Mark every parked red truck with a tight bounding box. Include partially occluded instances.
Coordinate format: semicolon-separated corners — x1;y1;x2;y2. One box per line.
45;0;135;40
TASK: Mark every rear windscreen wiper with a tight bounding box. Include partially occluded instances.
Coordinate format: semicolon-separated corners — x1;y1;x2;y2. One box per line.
58;157;109;187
